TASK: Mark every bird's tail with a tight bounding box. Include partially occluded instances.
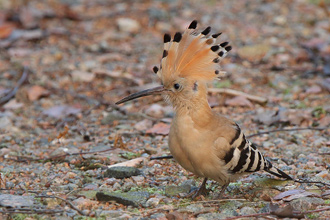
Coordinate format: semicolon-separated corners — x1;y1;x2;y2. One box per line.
265;160;293;180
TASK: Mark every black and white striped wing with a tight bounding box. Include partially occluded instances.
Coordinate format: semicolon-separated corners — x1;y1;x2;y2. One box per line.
224;124;292;180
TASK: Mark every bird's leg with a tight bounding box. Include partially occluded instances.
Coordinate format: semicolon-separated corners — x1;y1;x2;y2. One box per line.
184;178;208;199
218;183;229;198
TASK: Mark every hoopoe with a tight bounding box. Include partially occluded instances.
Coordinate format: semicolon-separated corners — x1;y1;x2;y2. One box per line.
116;20;292;198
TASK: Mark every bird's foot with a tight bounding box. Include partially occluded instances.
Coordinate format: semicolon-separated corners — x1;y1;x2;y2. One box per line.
183;178;208;199
217;183;229;199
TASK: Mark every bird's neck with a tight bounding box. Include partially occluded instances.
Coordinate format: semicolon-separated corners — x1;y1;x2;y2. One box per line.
174;95;213;127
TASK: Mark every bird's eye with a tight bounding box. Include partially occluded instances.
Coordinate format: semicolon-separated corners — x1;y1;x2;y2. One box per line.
174;83;180;90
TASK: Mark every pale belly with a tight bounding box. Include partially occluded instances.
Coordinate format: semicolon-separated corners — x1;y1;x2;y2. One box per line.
168;118;231;184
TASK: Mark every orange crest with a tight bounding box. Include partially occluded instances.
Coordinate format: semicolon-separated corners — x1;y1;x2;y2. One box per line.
153;20;232;83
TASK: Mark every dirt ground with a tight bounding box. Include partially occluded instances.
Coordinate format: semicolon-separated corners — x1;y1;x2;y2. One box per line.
0;0;330;219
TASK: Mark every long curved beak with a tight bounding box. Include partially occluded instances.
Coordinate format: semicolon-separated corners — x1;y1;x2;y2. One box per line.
116;86;165;105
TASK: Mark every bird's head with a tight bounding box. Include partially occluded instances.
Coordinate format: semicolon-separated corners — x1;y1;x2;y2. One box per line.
116;20;231;109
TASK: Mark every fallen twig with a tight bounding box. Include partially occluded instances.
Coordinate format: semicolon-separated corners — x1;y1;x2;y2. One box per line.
35;194;86;216
0;67;29;106
208;88;268;105
53;195;86;216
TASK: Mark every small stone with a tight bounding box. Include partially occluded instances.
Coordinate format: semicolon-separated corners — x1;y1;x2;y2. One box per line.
150;213;166;219
146;197;160;207
316;170;329;179
240;206;256;215
96;191;150;207
83;184;98;190
145;104;165;118
0;194;34;207
122;181;137;192
112;182;121;190
221;208;239;218
290;197;324;212
71;70;95;82
72;197;98;209
274;15;287;25
95;210;126;218
104;166;141;179
0;117;12;129
131;175;145;185
117;18;140;34
262;141;274;149
104;178;117;185
185;204;205;213
306;85;322;94
165;184;191;197
197;212;231;220
134;119;152;131
313;137;327;148
219;200;243;210
5;181;15;189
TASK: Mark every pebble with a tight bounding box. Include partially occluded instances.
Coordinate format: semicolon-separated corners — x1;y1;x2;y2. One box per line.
122;181;137;192
112;182;121;190
82;184;98;190
146;197;160;207
313;137;327;148
149;213;166;219
185;204;204;213
5;181;15;189
240;206;256;215
72;197;97;208
131;175;145;185
262;141;273;148
104;177;117;185
219;200;243;210
0;117;12;129
103;166;141;179
145;104;165;118
290;197;324;212
117;18;140;33
165;184;191;197
197;212;232;220
0;194;34;207
134;119;153;131
96;191;150;207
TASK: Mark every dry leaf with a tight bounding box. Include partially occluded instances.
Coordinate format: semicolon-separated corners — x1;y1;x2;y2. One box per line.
27;85;49;101
273;189;305;200
108;157;145;168
0;23;14;39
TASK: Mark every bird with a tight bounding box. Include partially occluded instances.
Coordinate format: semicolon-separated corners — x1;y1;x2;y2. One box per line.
116;20;293;199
